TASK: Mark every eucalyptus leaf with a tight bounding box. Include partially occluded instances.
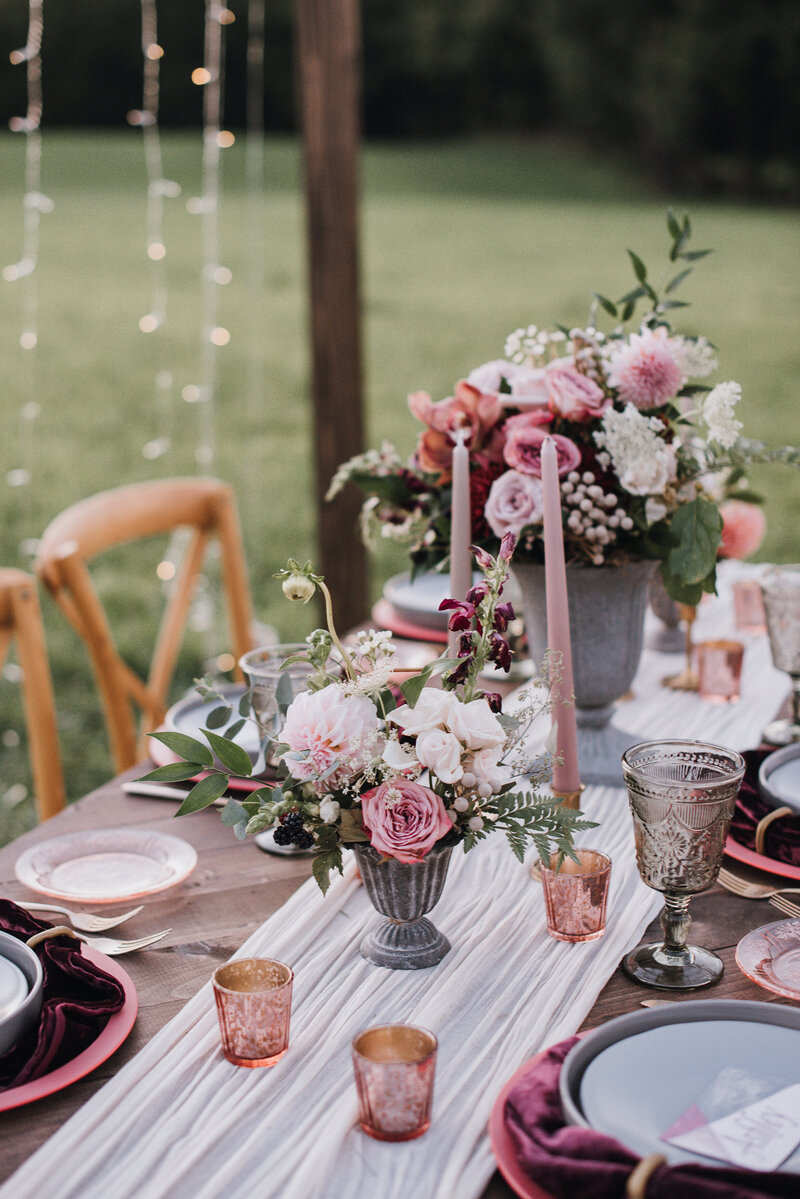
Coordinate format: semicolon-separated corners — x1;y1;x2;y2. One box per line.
627;250;648;283
203;730;254;777
666;209;682;239
175;773;230;816
148;730;214;766
681;249;712;262
205;704;233;730
665;267;692;294
592;292;618;317
238;693;251;717
221;798;248;827
657;300;690;311
138;762;205;783
276;672;295;706
667;497;723;585
224;718;246;741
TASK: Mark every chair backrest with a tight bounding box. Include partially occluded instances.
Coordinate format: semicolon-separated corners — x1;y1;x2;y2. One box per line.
36;477;255;773
0;568;66;821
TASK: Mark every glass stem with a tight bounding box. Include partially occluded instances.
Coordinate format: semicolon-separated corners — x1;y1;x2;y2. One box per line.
661;891;692;955
791;673;800;726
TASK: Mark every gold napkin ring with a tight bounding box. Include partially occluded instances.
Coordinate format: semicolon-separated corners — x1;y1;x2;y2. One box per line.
755;806;795;856
626;1153;667;1199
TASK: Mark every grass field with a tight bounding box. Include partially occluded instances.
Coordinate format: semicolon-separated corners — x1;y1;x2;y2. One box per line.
1;132;798;844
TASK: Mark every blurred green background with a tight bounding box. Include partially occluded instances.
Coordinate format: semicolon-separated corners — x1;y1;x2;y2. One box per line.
0;2;798;843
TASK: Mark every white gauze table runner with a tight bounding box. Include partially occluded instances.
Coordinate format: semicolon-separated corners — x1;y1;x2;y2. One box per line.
4;563;787;1199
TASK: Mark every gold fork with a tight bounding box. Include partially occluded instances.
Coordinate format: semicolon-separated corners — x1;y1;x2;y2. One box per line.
717;867;800;918
27;925;172;956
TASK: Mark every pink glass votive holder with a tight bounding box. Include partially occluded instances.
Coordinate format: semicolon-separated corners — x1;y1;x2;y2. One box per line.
695;638;744;703
540;849;612;943
732;579;767;635
351;1024;437;1142
212;957;293;1068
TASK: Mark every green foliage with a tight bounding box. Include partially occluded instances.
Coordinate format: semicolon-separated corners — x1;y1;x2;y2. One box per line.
666;498;723;587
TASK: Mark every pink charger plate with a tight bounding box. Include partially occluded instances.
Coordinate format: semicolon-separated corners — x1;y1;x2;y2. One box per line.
724;833;800;882
0;948;137;1112
371;599;449;645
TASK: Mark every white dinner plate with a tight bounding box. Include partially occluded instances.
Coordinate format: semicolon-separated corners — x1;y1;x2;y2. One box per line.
383;571;475;631
15;827;198;904
559;1000;800;1172
759;744;800;814
164;684;261;763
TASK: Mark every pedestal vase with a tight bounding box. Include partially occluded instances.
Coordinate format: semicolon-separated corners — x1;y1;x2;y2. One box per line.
354;842;453;970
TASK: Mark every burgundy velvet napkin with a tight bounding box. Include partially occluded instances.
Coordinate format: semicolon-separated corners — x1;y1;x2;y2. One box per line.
0;899;126;1090
728;748;800;868
504;1037;800;1199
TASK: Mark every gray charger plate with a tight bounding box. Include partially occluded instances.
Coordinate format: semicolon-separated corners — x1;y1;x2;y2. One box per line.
559;999;800;1171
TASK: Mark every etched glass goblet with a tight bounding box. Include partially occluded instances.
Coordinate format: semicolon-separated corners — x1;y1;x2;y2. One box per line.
621;739;745;990
760;565;800;745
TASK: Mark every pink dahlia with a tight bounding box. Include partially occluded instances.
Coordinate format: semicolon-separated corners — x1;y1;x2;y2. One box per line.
280;686;379;793
606;328;683;409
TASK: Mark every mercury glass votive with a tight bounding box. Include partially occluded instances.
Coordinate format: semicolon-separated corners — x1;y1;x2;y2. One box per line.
695;639;744;703
351;1024;437;1142
212;958;293;1068
540;849;612;943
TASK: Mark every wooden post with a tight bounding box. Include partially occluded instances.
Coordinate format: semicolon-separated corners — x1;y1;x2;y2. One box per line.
295;0;367;630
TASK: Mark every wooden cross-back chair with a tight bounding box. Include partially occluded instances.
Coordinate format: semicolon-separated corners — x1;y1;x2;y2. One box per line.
0;568;65;821
36;477;255;773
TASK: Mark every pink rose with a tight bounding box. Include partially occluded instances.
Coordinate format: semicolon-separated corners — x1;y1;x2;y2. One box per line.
360;779;452;863
509;367;550;408
502;419;581;477
718;500;766;560
280;686;380;793
484;470;544;537
546;364;610;421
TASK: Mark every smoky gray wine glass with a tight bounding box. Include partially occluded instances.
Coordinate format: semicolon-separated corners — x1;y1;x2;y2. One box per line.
760;565;800;746
621;739;745;990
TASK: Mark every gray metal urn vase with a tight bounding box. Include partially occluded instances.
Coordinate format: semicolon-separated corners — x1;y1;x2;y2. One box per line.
354;842;453;970
512;559;655;786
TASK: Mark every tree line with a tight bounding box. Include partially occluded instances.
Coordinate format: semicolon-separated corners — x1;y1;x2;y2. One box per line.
0;0;797;199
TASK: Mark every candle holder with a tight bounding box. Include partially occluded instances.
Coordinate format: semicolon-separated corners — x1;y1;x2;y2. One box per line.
662;605;699;692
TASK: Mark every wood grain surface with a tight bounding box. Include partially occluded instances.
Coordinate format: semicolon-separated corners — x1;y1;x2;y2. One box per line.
0;767;797;1194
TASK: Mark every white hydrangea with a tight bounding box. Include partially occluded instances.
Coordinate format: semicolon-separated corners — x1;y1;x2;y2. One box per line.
701;381;743;448
670;335;718;379
594;404;677;497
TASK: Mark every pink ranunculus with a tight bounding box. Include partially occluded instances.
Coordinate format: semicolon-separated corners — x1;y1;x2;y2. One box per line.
280;686;379;793
502;419;581;477
408;381;504;482
546;363;610;421
718;500;766;560
484;470;544;538
606;327;684;409
360;779;452;863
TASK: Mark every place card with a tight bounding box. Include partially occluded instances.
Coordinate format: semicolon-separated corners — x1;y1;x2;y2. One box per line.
662;1066;800;1172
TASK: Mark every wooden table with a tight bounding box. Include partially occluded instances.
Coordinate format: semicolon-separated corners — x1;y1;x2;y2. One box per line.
0;766;796;1195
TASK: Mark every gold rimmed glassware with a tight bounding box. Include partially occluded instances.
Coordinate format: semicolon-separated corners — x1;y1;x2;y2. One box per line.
621;739;745;990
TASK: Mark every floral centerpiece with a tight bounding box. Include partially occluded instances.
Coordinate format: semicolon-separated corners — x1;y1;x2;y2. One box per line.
329;212;797;606
140;539;590;960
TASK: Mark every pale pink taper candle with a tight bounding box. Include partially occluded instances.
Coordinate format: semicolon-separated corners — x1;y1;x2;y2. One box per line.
540;436;580;794
449;427;472;656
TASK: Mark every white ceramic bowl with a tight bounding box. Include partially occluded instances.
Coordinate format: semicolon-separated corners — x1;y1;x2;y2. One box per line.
0;930;44;1056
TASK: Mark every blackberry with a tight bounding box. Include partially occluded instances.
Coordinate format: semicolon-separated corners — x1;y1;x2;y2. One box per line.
294;830;314;850
282;810;304;832
272;824;293;846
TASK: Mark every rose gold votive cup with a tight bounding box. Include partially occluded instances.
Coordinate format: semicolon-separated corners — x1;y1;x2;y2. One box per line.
540;849;612;943
212;958;293;1068
351;1024;437;1142
695;639;745;703
732;579;767;635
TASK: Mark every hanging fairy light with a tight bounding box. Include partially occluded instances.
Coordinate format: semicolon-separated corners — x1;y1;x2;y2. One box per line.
128;0;181;463
185;1;235;472
3;0;51;556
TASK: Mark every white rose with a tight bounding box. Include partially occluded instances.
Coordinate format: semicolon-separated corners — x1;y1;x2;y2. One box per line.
446;698;506;751
644;496;668;525
382;739;419;771
469;747;511;793
414;728;463;784
388;688;458;735
319;798;340;824
619;444;676;497
466;358;518;393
